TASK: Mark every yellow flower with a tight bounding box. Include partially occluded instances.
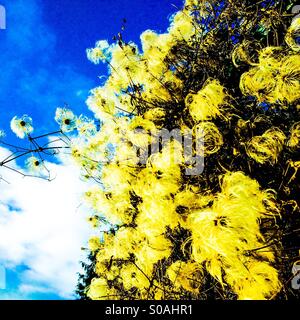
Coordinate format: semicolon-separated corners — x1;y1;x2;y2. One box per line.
76;116;97;137
186;171;279;291
88;236;101;252
285;17;300;52
169;11;195;41
86;40;110;64
167;261;202;292
287;121;300;149
120;264;150;291
194;122;223;156
185;79;232;122
86;85;117;121
246;127;286;164
240;48;300;104
225;260;281;300
87;278;109;300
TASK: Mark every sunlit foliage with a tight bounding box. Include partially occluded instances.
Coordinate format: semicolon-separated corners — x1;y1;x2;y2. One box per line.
74;0;300;300
1;0;300;300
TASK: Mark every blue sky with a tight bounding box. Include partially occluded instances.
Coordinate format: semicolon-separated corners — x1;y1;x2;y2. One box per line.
0;0;183;300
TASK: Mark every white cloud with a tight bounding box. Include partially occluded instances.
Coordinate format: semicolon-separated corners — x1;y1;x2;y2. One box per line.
0;147;93;299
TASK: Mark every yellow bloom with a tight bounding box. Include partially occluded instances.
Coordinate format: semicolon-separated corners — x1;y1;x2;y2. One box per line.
120;264;150;290
287;121;300;149
86;85;117;121
186;171;279;291
86;40;110;64
87;278;110;300
185;79;232;122
285;17;300;52
194;122;223;155
226;260;281;300
88;236;101;252
169;11;195;41
167;261;202;292
246;127;286;164
240;48;300;104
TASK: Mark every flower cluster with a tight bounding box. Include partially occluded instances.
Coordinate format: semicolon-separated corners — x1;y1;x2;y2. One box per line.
69;0;300;300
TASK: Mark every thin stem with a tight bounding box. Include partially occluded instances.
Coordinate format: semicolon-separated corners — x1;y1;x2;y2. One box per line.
0;140;30;151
